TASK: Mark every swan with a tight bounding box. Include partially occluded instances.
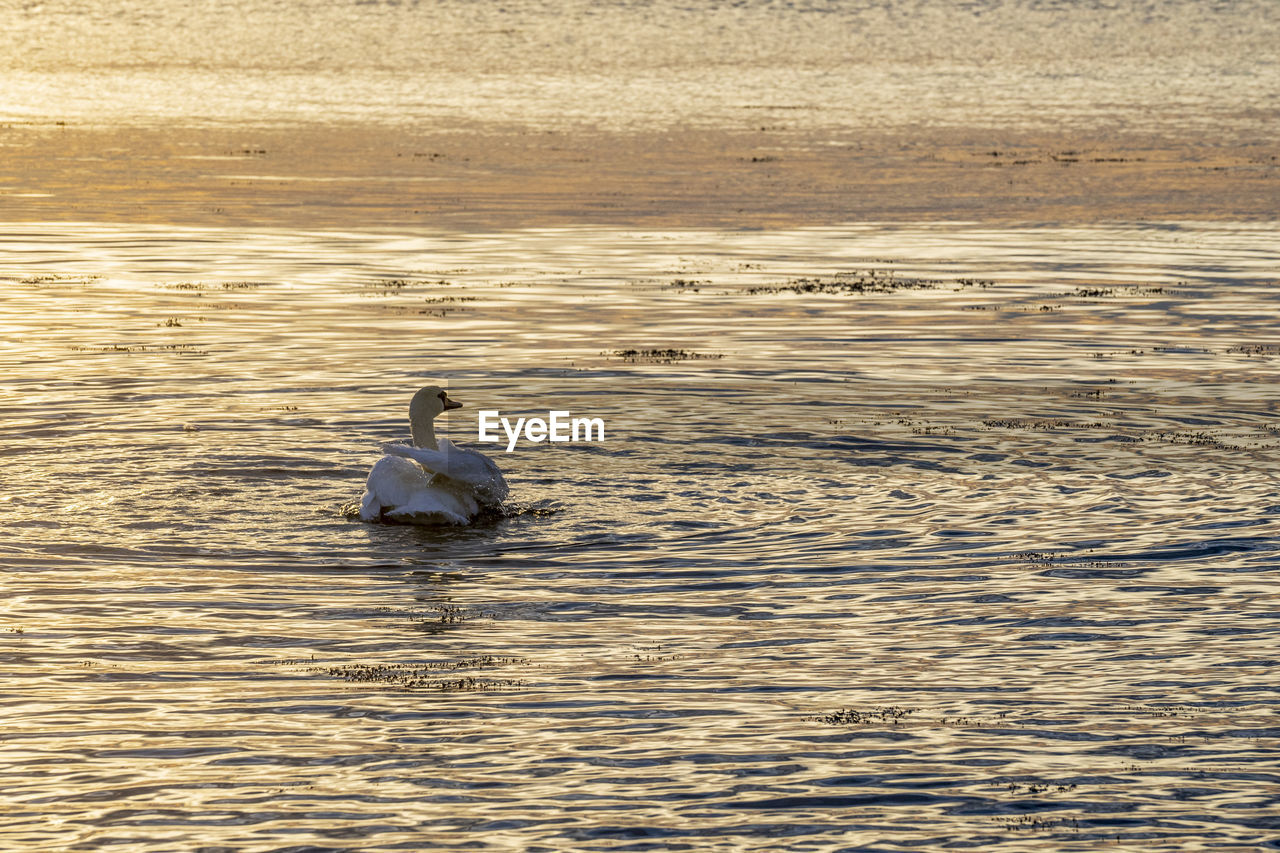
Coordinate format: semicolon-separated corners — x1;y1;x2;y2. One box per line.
359;386;509;525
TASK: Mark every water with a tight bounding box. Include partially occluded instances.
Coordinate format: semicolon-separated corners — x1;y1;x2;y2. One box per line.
3;221;1280;850
2;0;1277;136
3;0;1280;848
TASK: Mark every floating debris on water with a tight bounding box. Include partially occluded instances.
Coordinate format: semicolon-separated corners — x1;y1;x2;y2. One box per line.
607;348;724;362
70;343;209;354
982;418;1074;430
746;271;937;295
810;706;917;725
742;271;996;295
1065;285;1166;298
321;657;528;691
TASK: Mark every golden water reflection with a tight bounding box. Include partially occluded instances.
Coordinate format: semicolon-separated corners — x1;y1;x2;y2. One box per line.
1;221;1279;850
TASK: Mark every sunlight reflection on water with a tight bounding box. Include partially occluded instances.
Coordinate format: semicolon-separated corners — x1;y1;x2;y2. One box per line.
2;0;1276;137
1;220;1279;850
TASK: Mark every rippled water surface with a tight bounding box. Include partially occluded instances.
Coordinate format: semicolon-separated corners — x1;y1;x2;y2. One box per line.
3;0;1277;136
2;221;1279;850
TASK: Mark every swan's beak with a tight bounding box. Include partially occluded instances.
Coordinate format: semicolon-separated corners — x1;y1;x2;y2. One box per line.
443;396;462;410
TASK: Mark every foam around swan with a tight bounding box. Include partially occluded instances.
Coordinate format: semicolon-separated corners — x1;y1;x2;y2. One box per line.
359;386;509;525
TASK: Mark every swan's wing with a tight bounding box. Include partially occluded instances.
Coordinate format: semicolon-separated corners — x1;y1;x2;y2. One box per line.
380;442;450;474
360;454;432;520
386;485;477;525
361;453;479;525
439;438;509;504
382;440;508;505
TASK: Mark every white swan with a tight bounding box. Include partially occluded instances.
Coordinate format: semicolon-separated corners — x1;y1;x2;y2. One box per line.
359;386;509;525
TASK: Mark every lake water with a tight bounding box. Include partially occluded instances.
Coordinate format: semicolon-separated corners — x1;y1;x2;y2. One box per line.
3;221;1280;850
3;0;1280;849
3;0;1277;137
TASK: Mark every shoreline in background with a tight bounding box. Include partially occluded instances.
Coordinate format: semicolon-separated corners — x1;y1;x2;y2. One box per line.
3;122;1275;232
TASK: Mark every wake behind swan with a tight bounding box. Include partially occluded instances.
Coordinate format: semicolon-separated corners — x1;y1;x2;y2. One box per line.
359;386;509;525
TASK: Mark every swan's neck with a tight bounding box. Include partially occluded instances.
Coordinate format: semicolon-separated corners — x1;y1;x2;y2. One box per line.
411;416;439;450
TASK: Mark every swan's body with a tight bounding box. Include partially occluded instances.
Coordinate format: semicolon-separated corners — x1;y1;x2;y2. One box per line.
359;386;508;525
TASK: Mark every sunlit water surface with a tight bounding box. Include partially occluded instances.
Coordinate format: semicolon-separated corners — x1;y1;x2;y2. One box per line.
2;0;1277;137
1;221;1279;850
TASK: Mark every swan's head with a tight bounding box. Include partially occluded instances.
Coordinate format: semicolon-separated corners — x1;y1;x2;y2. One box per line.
408;385;461;448
409;385;462;422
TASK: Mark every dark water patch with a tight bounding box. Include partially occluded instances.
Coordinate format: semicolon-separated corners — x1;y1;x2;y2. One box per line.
1016;631;1149;642
1087;537;1275;563
727;791;976;809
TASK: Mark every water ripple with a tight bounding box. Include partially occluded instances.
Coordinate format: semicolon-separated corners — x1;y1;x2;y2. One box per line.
1;220;1279;850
